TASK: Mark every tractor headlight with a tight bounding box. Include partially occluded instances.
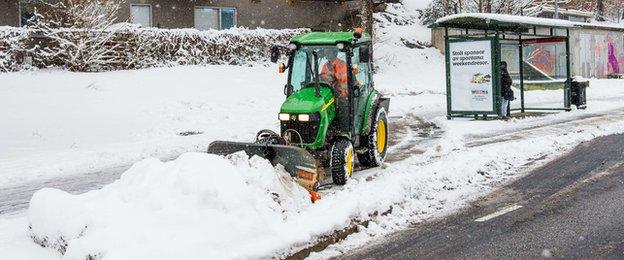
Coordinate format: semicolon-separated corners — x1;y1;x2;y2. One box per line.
298;114;311;122
288;43;298;51
337;43;346;50
279;113;290;121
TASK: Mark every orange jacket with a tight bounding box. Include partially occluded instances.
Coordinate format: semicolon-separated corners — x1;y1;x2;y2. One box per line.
321;58;348;85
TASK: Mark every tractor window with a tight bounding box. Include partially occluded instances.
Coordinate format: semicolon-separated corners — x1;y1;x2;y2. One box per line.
289;46;348;92
352;46;370;87
290;50;309;91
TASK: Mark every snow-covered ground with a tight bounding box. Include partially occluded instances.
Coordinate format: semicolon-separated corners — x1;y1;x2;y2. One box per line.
0;66;286;188
2;2;624;260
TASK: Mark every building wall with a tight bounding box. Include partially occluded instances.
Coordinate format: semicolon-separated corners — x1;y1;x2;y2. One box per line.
1;0;361;31
0;1;20;27
120;0;361;30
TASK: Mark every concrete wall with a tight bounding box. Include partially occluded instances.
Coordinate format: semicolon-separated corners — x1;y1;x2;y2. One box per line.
117;0;361;30
0;1;20;27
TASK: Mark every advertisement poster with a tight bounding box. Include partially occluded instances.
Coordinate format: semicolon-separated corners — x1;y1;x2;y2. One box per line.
449;40;494;112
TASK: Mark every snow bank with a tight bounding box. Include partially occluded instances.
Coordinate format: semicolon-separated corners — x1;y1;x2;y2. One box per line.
28;152;311;259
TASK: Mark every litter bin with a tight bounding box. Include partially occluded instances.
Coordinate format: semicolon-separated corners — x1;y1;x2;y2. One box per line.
571;77;588;109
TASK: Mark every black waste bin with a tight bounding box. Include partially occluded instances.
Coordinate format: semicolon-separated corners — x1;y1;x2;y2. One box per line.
571;78;588;109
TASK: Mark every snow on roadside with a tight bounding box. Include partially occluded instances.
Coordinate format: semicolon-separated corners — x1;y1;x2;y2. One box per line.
27;152;311;259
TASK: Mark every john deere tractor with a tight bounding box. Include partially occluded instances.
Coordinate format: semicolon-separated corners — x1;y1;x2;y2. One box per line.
208;29;390;194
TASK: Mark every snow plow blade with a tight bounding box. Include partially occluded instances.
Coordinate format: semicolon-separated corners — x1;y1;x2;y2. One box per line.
207;141;320;191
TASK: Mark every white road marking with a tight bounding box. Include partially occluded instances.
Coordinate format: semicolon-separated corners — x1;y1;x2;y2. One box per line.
475;205;523;222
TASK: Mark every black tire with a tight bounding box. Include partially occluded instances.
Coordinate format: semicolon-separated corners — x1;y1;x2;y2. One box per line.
357;107;388;167
330;139;355;185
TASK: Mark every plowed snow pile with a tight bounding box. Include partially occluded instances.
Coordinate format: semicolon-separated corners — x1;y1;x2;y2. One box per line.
28;153;311;259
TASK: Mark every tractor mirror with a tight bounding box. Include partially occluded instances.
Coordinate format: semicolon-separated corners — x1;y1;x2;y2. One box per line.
284;84;293;96
270;46;280;63
360;45;370;63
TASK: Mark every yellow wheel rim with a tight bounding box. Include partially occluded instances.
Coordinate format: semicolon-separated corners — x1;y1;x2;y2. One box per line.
346;147;354;176
376;119;386;154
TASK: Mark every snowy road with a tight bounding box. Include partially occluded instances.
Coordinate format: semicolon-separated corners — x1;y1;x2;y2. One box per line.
0;114;441;216
2;108;623;217
345;133;624;259
0;156;179;215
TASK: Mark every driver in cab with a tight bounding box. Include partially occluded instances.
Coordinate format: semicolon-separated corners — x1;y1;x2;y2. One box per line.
319;49;349;98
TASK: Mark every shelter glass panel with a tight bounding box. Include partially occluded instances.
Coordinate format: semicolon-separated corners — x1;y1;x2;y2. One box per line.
521;38;568;109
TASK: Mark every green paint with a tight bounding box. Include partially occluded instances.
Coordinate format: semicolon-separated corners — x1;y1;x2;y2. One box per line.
279;87;335;149
280;87;333;114
291;32;371;45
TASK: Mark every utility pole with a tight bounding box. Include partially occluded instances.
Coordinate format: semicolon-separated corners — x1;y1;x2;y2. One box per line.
554;0;559;19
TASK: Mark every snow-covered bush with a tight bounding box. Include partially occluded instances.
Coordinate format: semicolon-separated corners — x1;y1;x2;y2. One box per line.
120;27;308;69
0;26;307;72
0;27;28;72
0;0;307;72
28;0;127;71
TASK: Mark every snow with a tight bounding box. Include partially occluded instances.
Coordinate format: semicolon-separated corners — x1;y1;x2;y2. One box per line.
434;13;578;28
27;153;311;259
0;66;286;188
1;2;624;260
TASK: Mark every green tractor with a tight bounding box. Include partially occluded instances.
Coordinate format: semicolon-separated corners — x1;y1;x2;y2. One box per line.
208;29;390;196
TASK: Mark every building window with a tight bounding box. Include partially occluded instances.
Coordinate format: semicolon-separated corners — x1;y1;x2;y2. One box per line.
194;6;237;30
19;0;38;27
220;8;236;29
130;4;152;27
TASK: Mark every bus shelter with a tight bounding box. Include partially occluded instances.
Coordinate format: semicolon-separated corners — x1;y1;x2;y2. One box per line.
429;14;577;119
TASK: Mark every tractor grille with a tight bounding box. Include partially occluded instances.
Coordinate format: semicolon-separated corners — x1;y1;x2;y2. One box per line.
281;121;319;144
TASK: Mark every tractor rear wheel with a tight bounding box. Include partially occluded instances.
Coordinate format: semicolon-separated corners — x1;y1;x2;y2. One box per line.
330;139;355;185
357;107;388;167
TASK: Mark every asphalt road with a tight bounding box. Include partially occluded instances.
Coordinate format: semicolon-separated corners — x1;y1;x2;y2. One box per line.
345;133;624;259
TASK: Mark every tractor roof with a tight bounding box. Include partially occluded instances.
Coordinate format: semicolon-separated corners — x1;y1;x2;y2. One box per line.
291;32;371;45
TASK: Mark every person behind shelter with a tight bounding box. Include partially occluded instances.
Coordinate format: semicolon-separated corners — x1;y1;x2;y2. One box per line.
500;61;514;119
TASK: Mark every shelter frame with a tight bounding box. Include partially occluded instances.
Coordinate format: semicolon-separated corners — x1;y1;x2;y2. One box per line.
431;15;574;119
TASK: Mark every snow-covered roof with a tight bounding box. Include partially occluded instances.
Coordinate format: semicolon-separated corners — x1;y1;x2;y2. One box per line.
575;22;624;31
431;13;577;30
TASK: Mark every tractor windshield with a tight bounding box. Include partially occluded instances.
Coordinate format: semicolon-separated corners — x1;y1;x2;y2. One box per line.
289;46;348;93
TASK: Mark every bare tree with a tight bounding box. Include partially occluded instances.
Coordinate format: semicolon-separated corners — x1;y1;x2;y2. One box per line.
421;0;545;24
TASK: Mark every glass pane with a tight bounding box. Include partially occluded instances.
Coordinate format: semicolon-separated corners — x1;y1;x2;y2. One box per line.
500;44;521;110
289;46;348;92
290;50;309;91
130;5;151;27
521;39;567;109
195;7;219;30
220;8;236;29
